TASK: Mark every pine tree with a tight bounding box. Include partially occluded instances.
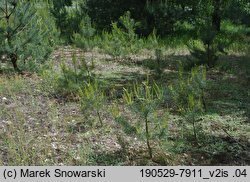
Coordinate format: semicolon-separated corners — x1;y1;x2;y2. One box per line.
0;0;53;71
188;24;219;69
50;0;82;42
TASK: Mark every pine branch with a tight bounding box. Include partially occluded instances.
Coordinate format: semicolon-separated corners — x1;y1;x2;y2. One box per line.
13;13;36;37
0;6;6;14
11;22;25;36
6;5;16;19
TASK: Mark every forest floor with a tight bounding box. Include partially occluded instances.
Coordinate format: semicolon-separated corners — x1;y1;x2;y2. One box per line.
0;46;249;165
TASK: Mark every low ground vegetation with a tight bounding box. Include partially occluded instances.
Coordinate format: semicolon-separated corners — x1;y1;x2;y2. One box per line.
0;42;249;165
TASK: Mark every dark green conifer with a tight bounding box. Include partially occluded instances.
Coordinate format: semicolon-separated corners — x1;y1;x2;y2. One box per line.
0;0;53;71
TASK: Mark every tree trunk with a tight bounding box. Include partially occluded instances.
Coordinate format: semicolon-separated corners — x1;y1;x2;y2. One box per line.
10;53;20;72
192;115;197;142
97;110;103;127
145;116;152;159
212;0;221;32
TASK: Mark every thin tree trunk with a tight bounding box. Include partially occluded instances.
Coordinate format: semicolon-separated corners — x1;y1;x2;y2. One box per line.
212;0;221;32
145;116;152;158
10;53;20;72
97;110;103;127
192;115;197;142
202;90;207;112
207;43;212;67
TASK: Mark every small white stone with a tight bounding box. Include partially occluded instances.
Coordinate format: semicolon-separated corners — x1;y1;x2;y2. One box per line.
51;142;58;149
75;156;81;161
